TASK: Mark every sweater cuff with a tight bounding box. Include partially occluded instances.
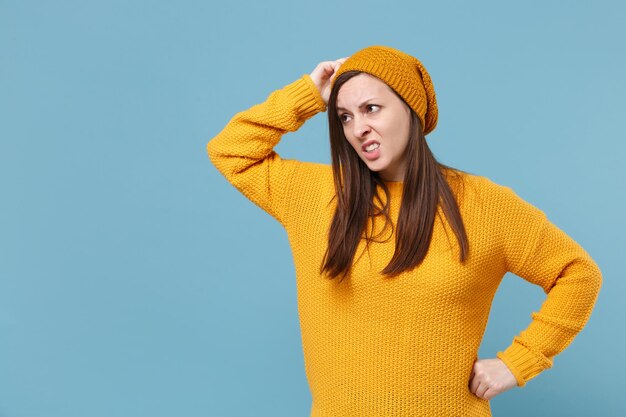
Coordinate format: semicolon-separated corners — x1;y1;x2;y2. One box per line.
496;340;553;388
282;74;327;120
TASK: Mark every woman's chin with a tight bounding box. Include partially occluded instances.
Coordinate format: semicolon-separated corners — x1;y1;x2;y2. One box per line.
363;159;386;172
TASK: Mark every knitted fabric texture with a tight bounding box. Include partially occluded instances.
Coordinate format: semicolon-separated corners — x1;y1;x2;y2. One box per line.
330;44;438;135
207;74;602;416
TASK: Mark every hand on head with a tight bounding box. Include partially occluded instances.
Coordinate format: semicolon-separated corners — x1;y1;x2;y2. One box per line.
309;57;349;105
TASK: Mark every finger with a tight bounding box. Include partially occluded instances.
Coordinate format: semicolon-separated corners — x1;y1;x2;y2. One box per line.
329;63;342;81
468;375;479;395
476;382;489;399
482;386;496;401
325;62;338;79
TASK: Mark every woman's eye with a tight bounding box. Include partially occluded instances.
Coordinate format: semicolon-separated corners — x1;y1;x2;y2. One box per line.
339;105;379;123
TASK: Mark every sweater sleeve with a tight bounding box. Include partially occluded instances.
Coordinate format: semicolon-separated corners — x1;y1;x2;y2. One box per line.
492;184;603;387
206;74;327;227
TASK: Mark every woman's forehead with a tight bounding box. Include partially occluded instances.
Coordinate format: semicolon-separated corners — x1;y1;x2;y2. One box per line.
336;74;391;108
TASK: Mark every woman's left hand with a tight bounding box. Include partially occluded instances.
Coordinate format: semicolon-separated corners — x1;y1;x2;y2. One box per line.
468;357;518;400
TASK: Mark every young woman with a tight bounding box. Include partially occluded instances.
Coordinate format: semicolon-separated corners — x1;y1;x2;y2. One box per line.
207;45;602;416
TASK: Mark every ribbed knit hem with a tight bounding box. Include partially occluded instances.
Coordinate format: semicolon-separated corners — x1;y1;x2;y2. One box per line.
282;74;327;120
497;339;553;388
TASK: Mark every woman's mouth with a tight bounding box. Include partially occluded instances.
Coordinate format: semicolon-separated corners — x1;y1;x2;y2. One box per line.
364;142;380;153
362;142;381;160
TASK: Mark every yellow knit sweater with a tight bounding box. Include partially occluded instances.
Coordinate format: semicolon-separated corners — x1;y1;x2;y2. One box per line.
206;74;602;416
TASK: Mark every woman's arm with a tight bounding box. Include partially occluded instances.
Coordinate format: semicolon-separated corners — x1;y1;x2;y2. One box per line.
494;183;603;388
206;74;326;227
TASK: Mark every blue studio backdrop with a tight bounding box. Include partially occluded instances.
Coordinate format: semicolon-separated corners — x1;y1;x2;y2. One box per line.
1;1;624;416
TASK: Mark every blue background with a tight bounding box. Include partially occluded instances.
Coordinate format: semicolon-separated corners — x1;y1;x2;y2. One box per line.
1;0;624;416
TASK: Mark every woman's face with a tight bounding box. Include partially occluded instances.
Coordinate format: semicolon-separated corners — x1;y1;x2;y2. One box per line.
336;73;412;182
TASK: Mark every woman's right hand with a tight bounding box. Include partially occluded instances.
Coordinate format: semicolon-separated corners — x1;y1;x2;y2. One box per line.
309;57;349;105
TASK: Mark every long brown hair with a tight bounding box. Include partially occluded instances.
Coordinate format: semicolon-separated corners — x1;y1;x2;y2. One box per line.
320;70;470;282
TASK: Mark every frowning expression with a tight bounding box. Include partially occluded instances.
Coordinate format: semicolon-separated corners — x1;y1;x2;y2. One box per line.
336;73;412;182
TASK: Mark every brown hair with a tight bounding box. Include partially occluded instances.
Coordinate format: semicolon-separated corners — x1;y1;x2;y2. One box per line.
320;70;470;282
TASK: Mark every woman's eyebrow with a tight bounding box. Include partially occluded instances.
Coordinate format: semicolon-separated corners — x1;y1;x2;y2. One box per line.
336;98;380;111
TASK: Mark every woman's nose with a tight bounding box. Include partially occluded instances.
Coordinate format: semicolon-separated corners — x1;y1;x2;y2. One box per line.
353;116;371;138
